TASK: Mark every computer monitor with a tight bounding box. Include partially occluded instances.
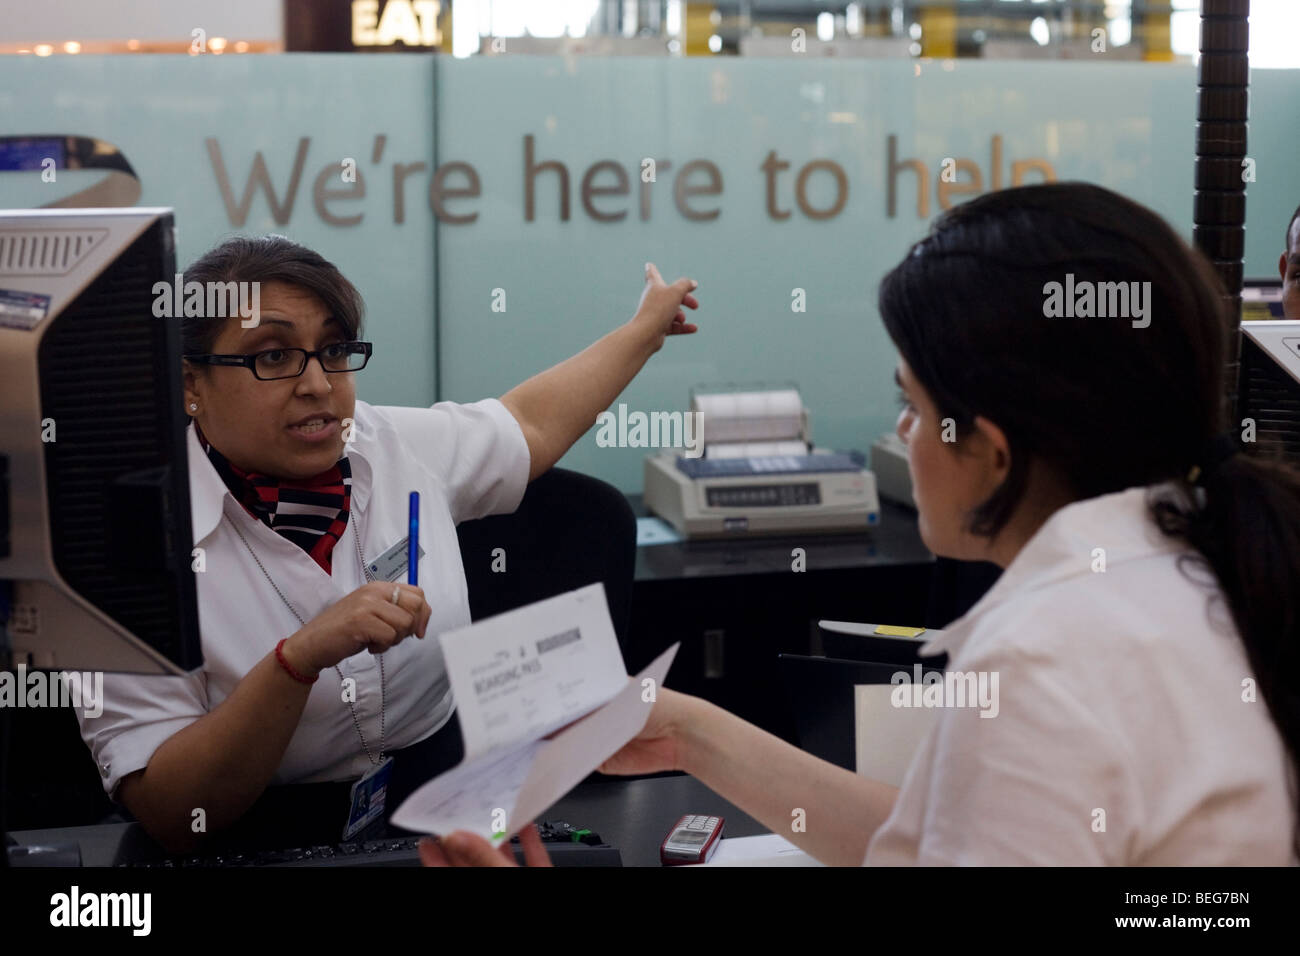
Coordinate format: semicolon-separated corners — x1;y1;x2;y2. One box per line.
1238;319;1300;469
1242;279;1285;322
0;207;201;675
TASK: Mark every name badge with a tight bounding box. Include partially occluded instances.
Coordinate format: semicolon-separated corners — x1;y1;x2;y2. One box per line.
368;536;425;583
343;755;394;841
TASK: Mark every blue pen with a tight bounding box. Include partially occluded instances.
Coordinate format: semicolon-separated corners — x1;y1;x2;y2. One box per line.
408;491;419;586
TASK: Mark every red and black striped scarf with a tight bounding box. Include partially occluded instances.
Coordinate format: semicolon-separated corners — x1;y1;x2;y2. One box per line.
195;421;351;575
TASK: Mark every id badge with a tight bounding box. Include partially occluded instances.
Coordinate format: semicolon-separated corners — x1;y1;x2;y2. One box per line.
367;536;425;583
343;755;394;841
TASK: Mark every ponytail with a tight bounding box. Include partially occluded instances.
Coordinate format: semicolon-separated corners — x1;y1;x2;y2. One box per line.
1152;449;1300;857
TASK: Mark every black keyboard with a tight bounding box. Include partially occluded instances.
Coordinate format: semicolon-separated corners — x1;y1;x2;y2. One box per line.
119;821;622;867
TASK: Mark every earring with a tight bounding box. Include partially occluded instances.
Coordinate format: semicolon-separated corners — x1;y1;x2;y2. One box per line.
189;403;197;411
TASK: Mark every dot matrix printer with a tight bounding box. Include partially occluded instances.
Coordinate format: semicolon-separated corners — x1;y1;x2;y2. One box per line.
643;386;879;539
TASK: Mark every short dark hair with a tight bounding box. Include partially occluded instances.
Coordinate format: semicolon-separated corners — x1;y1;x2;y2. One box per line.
180;235;364;358
1286;204;1300;253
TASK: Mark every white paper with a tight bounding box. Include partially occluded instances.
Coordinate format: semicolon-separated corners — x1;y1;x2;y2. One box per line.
391;584;680;844
816;619;879;637
389;738;543;839
853;684;941;786
635;516;682;546
439;582;628;761
693;389;803;445
705;440;808;459
511;644;676;830
817;620;938;642
692;833;823;867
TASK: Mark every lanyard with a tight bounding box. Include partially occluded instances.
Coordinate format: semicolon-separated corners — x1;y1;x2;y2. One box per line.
224;512;388;764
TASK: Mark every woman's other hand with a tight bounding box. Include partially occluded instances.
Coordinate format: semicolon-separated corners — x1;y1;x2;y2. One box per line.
419;823;554;867
282;581;432;676
632;262;699;352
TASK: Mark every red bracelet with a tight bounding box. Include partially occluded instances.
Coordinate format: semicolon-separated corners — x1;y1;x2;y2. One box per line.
275;638;318;684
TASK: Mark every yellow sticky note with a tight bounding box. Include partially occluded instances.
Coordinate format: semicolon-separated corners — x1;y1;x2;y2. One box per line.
874;624;926;639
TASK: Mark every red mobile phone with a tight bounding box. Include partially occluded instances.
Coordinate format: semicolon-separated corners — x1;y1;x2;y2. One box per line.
660;814;725;865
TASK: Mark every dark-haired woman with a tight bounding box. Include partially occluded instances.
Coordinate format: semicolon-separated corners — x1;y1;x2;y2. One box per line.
76;240;699;854
426;182;1299;867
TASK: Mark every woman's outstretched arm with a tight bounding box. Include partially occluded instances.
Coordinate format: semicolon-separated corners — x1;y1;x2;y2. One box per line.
500;262;699;481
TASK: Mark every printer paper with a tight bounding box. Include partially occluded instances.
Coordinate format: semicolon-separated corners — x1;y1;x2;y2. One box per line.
705;440;808;459
693;389;804;445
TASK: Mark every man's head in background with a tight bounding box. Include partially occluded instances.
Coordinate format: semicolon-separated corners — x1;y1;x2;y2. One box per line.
1281;204;1300;319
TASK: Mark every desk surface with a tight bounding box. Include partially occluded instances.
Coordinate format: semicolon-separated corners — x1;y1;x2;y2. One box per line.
631;495;933;581
11;774;769;868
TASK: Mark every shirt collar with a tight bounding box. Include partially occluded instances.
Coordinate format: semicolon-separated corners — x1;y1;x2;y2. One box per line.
918;482;1192;659
187;417;374;545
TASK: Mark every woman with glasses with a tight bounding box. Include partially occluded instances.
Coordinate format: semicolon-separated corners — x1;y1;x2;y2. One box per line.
77;235;699;854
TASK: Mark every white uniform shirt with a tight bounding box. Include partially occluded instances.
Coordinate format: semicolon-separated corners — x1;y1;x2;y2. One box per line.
866;484;1298;865
78;397;531;799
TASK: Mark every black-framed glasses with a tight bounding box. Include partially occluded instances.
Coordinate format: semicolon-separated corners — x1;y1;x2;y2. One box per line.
183;342;373;380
